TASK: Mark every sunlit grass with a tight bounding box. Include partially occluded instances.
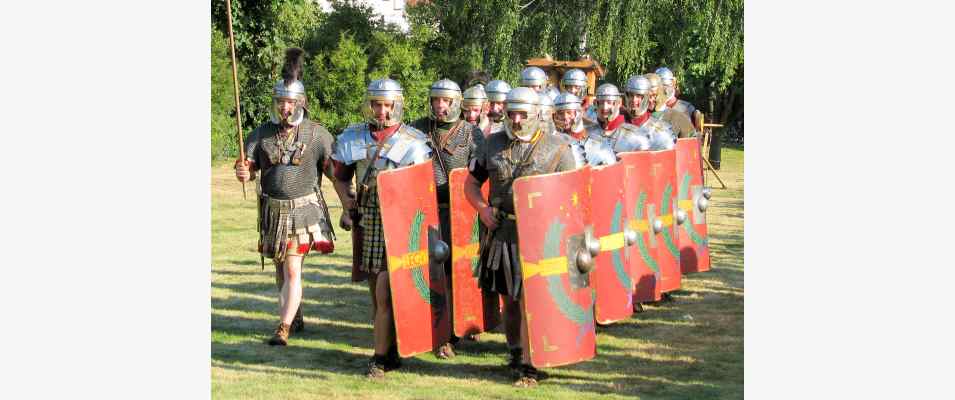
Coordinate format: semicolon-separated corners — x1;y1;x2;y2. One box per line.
211;147;744;399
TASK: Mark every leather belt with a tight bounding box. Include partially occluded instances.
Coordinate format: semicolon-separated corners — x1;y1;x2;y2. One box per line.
263;192;318;210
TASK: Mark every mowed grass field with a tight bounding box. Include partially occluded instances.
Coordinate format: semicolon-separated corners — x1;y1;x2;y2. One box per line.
211;146;744;399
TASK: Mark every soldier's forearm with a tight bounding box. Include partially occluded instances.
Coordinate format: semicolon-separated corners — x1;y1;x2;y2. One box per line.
333;179;356;211
464;176;488;211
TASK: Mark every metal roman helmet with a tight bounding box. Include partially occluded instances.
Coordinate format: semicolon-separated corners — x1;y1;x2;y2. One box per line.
504;86;541;141
538;91;555;121
462;84;488;107
595;83;623;122
595;83;623;101
560;68;588;96
624;75;652;117
429;78;463;123
270;48;308;127
486;79;512;102
655;67;677;102
644;73;667;111
363;78;404;129
520;66;547;89
655;67;675;86
553;92;583;132
644;73;661;94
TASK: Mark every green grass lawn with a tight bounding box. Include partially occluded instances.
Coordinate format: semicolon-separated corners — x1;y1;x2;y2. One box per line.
211;147;744;399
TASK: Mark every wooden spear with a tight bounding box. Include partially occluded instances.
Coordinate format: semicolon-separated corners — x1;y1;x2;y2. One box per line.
225;0;247;200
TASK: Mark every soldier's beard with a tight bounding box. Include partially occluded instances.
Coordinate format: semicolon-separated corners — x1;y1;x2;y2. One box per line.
373;114;397;130
629;102;648;119
599;109;619;124
506;119;540;141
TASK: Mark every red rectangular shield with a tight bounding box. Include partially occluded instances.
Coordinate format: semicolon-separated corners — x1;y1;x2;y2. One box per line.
649;149;682;293
513;166;597;368
377;160;451;357
448;168;501;337
589;162;634;324
618;151;662;303
676;138;711;273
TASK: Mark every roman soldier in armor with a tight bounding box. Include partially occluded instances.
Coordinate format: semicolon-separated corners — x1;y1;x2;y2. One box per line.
462;84;491;136
464;87;576;387
586;83;652;153
655;67;697;122
645;72;696;139
485;80;512;135
553;92;615;167
520;66;548;93
624;75;677;151
560;68;593;114
537;90;558;135
234;48;342;346
410;79;486;359
330;78;433;378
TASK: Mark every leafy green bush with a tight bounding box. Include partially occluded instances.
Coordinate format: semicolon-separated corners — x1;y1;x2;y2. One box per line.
211;27;241;160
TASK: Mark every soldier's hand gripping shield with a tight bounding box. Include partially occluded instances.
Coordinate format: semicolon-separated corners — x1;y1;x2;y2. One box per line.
513;166;597;368
377;160;451;357
649;149;682;293
588;162;636;324
448;168;501;337
676;138;711;274
618;151;662;303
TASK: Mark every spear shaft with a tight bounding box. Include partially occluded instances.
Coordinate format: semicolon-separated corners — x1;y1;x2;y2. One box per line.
225;0;247;199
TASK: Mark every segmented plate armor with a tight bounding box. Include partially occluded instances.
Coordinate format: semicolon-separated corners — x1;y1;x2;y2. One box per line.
411;118;485;204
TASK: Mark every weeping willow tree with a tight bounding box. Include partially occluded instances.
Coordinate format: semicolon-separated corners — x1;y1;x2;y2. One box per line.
408;0;743;135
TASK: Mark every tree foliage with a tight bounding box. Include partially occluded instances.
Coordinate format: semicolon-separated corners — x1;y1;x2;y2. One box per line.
210;27;243;160
210;0;744;159
407;0;744;139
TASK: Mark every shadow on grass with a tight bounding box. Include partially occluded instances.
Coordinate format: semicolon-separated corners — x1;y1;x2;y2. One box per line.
212;313;371;348
212;282;370;325
212;340;363;378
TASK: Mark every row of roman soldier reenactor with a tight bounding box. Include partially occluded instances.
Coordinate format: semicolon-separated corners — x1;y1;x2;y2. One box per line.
234;48;712;388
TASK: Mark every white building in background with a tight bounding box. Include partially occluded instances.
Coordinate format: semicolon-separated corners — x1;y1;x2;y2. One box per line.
316;0;412;32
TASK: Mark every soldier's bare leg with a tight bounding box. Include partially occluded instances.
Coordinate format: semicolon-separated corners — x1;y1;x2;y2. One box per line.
366;270;397;378
502;295;522;348
368;272;379;321
275;261;304;324
268;255;304;346
514;296;540;387
372;270;396;356
279;255;304;325
434;259;456;359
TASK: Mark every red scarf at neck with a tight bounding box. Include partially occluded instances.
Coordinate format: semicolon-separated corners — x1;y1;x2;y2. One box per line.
601;114;625;132
569;128;587;140
666;97;678;108
371;123;401;143
629;112;651;127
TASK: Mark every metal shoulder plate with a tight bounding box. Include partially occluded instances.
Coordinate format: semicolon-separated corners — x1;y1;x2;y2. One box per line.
381;124;432;167
332;123;373;165
612;123;651;153
567;135;587;168
584;136;618;166
646;118;676;150
584;120;604;140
